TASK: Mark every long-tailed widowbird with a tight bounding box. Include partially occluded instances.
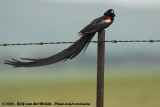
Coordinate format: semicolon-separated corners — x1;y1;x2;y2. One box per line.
4;9;115;67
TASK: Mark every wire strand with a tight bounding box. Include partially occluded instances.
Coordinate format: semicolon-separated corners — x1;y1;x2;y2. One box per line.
0;40;160;47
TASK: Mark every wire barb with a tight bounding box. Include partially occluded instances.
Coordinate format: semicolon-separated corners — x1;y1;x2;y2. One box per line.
0;40;160;47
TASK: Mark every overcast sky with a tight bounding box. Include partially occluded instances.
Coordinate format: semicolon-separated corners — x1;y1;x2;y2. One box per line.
36;0;160;7
0;0;160;68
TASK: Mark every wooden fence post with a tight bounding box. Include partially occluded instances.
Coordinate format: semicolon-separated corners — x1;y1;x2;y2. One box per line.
96;30;105;107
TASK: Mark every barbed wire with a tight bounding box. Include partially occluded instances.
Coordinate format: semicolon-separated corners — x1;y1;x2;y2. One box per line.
0;40;160;47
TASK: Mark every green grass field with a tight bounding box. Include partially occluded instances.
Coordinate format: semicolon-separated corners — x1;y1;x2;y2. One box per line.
0;67;160;107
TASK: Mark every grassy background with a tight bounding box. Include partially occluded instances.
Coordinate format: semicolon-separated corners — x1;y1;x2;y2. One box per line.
0;67;160;107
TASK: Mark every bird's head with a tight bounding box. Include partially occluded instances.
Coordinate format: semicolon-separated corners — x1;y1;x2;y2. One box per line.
104;9;115;17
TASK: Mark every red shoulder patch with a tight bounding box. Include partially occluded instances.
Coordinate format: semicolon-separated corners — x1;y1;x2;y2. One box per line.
107;17;111;20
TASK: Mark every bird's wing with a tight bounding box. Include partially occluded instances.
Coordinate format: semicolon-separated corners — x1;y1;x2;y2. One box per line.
78;16;106;35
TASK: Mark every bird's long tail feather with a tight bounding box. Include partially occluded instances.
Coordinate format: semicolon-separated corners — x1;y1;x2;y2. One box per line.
4;33;95;67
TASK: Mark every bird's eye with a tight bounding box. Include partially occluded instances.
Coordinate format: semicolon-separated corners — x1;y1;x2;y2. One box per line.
111;10;114;13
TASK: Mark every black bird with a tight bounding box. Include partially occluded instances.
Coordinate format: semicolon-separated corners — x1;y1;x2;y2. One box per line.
4;9;115;67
